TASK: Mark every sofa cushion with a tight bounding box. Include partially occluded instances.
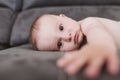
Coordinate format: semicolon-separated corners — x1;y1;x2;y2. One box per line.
10;6;120;46
0;44;64;80
0;44;119;80
0;8;14;50
23;0;120;10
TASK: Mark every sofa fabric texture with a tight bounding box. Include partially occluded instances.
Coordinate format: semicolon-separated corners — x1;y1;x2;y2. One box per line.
22;0;120;10
0;0;120;80
0;44;119;80
0;8;13;49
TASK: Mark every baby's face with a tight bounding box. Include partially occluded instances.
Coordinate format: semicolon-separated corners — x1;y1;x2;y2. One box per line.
35;14;83;51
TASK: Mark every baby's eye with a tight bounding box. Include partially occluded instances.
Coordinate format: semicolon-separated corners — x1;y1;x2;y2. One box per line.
57;41;62;49
59;24;64;31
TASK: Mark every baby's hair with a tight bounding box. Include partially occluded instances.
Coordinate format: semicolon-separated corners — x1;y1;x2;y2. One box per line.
29;16;39;50
29;14;51;50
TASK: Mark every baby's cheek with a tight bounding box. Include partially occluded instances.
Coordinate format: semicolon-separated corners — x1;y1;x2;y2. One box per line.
60;43;78;51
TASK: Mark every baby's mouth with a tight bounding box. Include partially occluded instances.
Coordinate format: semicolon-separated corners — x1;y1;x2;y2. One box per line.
74;31;79;44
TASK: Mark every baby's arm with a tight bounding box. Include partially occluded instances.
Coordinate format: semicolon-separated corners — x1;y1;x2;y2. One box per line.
81;17;116;53
80;17;119;75
57;17;119;78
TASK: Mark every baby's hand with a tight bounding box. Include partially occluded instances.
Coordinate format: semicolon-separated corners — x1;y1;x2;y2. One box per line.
57;44;119;78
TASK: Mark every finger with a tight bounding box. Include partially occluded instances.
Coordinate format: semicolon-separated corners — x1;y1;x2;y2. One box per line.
57;51;78;68
84;57;104;78
107;53;119;75
65;56;88;75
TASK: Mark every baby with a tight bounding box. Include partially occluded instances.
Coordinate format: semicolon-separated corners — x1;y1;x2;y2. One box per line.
29;14;120;78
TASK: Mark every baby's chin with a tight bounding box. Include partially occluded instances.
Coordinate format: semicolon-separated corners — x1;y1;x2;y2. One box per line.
60;46;79;52
78;35;87;49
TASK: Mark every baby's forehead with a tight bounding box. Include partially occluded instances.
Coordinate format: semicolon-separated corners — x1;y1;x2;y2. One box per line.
32;15;53;29
36;29;58;51
38;15;57;21
34;15;59;51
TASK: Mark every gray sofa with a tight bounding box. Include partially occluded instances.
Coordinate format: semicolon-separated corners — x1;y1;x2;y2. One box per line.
0;0;120;80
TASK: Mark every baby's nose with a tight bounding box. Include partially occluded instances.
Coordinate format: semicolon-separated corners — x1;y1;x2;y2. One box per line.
65;37;71;42
63;33;72;42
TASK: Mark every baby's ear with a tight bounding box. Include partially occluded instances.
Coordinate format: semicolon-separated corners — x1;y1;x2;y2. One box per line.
59;14;66;17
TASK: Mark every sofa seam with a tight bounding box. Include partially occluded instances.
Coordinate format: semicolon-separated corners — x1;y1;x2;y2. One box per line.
15;0;23;12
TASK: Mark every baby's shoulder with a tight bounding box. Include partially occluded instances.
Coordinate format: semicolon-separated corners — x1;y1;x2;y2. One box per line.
78;17;120;30
78;17;119;24
78;17;104;34
78;17;105;28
